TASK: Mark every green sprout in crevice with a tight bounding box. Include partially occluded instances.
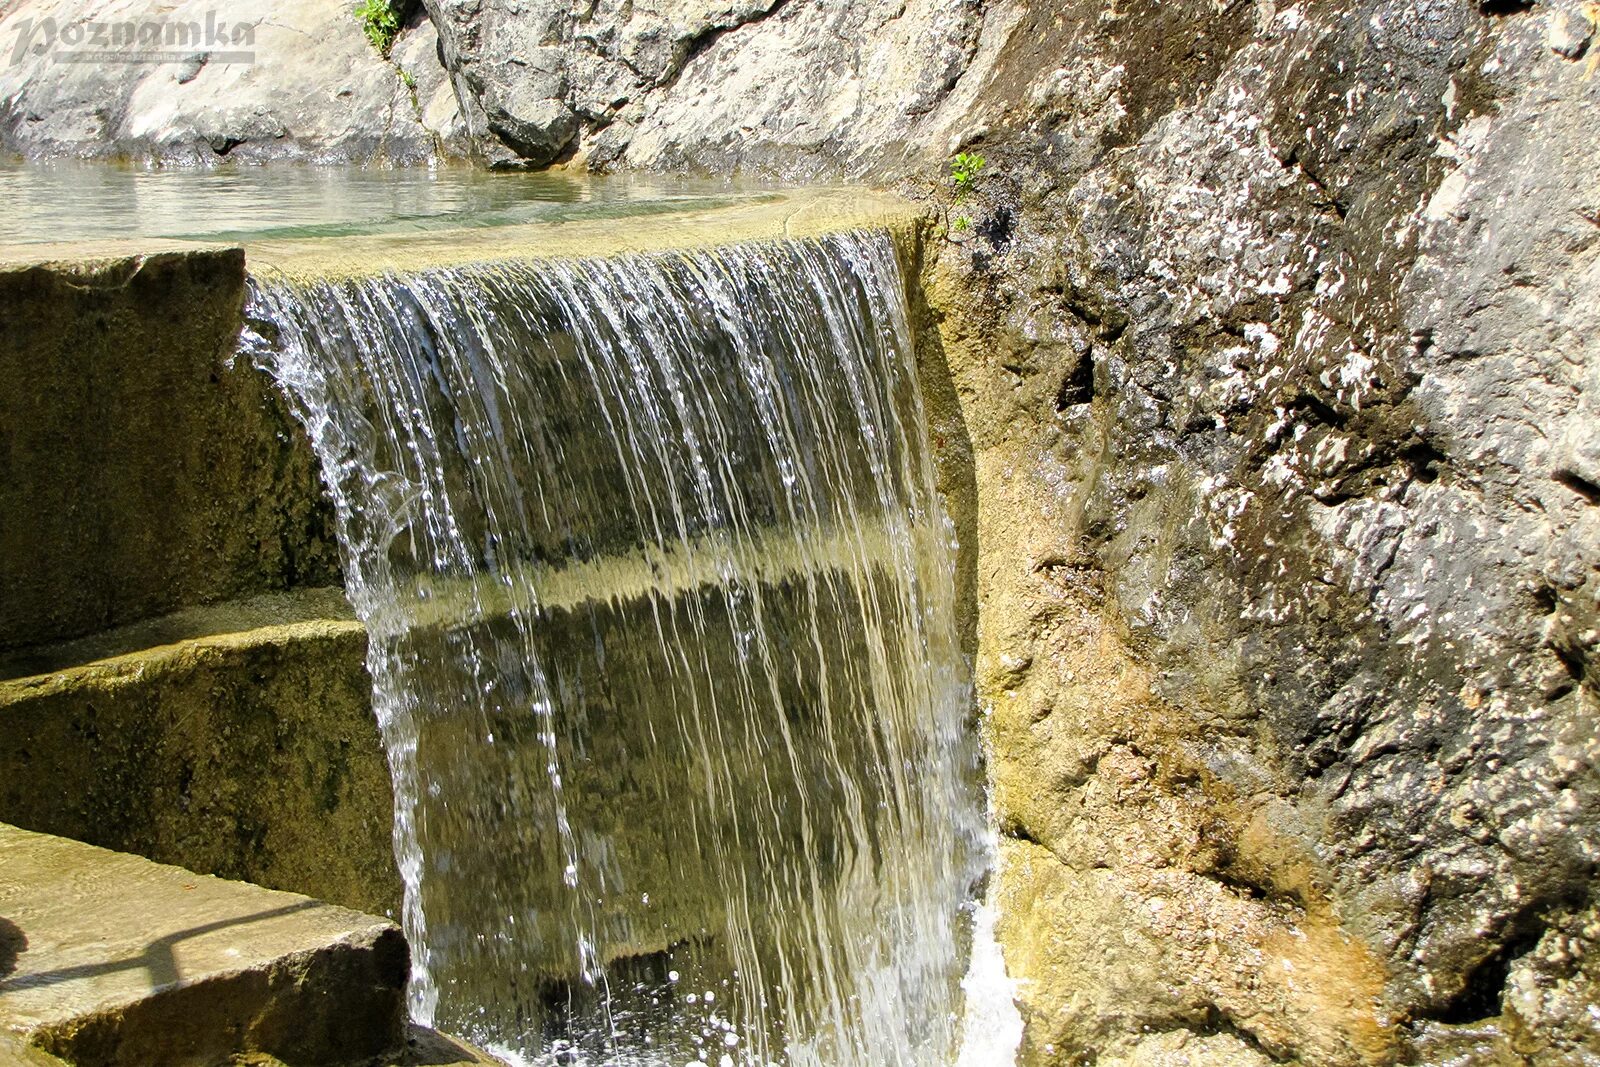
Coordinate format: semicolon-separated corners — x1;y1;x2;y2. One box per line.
397;65;423;121
949;151;987;199
355;0;402;55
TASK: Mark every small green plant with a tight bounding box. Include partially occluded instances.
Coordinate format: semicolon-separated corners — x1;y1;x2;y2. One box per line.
355;0;401;55
949;152;987;198
399;68;416;90
952;215;973;234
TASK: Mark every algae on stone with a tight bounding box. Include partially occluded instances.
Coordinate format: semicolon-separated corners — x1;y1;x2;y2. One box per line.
912;2;1600;1062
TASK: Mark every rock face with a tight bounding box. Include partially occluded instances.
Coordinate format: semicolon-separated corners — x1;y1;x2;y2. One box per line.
0;0;452;164
418;0;993;171
900;1;1600;1063
0;247;339;651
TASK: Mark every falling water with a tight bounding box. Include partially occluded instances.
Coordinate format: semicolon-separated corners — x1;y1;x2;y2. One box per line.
244;229;988;1066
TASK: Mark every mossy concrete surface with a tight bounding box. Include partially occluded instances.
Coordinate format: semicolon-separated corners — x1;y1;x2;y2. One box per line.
0;590;399;919
0;822;407;1067
0;248;340;654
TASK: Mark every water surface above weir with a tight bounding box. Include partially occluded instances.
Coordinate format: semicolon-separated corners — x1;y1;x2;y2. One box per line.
0;160;772;245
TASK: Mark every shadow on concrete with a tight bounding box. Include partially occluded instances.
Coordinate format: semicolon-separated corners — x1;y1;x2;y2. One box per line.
0;917;24;981
1;900;319;992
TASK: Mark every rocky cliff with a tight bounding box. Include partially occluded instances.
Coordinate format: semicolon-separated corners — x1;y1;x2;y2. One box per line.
915;2;1600;1062
5;0;1597;1063
0;0;459;164
455;1;1599;1060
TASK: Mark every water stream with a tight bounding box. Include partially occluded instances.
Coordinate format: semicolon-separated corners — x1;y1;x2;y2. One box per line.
244;228;992;1066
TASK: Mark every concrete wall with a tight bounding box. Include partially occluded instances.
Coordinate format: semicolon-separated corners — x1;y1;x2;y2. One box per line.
0;248;340;653
0;601;399;917
0;249;397;917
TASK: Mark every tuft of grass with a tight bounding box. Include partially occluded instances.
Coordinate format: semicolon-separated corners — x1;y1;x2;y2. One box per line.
950;152;987;198
355;0;401;56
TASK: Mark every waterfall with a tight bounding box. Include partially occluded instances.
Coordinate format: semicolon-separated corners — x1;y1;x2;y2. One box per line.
243;229;987;1066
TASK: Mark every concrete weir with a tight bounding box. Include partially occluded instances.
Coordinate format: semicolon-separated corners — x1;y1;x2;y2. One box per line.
0;190;936;1065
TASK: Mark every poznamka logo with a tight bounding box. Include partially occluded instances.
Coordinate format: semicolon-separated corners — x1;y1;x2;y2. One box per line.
9;11;257;67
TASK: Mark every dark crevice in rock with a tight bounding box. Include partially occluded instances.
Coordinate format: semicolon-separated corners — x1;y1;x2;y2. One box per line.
1279;145;1350;222
1478;0;1536;15
658;0;789;95
1206;864;1270;903
1554;469;1600;505
976;205;1015;250
1056;351;1095;410
1402;439;1447;486
1290;391;1352;430
1000;815;1044;848
1197;1007;1291;1064
1431;924;1545;1025
1550;639;1588;690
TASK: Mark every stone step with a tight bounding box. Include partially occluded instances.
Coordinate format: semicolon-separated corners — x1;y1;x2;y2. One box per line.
0;823;407;1066
0;591;398;920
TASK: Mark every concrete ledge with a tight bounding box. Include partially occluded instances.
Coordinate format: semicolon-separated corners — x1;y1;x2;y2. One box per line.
243;188;921;280
0;593;398;918
0;824;407;1067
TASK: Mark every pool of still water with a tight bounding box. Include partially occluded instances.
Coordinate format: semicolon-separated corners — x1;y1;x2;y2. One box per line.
0;159;776;245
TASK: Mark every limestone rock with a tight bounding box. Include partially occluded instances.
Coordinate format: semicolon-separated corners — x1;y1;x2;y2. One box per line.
3;0;1598;1060
392;13;471;158
416;0;989;171
0;823;407;1066
0;0;444;164
0;247;339;651
0;592;399;919
918;0;1600;1061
